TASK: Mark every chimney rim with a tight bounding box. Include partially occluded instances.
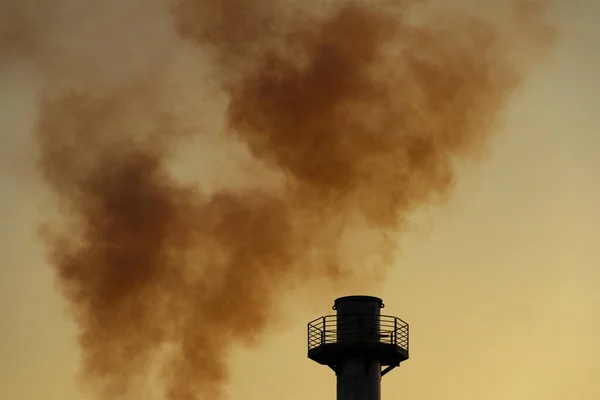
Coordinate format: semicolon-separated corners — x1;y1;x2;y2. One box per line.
332;295;384;310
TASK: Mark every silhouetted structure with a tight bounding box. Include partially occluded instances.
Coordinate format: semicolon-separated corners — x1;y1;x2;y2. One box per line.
308;296;409;400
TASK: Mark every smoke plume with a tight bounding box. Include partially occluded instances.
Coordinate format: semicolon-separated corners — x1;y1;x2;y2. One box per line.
24;0;555;398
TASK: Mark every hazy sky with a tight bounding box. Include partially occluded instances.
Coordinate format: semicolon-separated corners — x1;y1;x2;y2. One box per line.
1;1;599;400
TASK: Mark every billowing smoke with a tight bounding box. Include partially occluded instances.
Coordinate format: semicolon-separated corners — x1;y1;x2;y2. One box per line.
25;0;555;398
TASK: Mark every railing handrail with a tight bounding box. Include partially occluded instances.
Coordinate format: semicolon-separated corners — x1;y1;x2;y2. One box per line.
308;313;408;322
307;313;409;353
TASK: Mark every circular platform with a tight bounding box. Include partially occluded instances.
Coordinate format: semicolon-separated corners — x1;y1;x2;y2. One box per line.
308;341;409;367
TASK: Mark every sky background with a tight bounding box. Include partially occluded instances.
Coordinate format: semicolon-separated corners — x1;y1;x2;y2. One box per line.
1;1;599;399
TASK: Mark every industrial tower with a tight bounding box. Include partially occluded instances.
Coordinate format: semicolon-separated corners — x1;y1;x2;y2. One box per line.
307;296;409;400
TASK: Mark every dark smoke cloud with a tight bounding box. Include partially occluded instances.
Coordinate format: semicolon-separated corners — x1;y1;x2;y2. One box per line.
28;0;555;398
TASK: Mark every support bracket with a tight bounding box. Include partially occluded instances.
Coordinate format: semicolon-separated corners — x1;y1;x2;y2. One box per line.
381;364;399;377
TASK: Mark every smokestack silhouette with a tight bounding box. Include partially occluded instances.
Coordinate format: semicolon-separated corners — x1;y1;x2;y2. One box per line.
31;0;554;399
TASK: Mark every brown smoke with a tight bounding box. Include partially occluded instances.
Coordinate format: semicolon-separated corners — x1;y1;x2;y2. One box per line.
30;0;554;399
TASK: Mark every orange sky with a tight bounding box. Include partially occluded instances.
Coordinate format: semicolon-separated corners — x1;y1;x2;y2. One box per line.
1;1;599;399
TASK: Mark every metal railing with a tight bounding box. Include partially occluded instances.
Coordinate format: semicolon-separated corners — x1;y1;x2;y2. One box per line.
308;314;409;353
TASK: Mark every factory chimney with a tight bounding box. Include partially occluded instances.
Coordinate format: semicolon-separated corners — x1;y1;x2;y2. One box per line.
308;296;409;400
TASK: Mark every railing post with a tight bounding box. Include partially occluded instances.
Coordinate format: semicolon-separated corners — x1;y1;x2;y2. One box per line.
322;316;326;345
394;318;397;345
